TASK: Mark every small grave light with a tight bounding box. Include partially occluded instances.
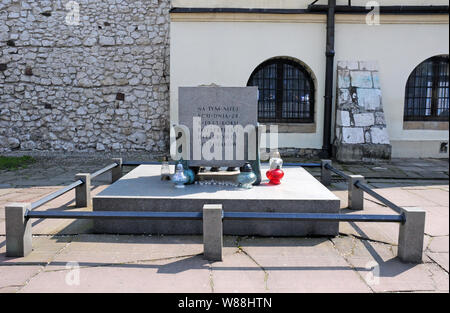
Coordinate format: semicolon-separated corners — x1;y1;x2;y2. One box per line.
160;156;171;181
237;163;257;189
267;165;284;185
269;151;283;170
172;163;188;188
184;167;195;185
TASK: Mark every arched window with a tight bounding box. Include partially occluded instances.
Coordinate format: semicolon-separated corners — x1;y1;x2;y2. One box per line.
404;55;449;121
247;58;315;123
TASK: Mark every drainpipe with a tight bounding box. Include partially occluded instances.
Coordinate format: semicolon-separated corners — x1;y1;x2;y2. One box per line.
321;0;336;158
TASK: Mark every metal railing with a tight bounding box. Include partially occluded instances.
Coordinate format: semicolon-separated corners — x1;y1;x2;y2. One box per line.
223;212;403;223
354;180;403;214
30;180;84;210
319;159;426;263
29;160;121;210
321;160;404;214
323;163;351;180
4;158;425;263
90;162;119;179
122;161;322;168
25;210;202;221
23;210;404;224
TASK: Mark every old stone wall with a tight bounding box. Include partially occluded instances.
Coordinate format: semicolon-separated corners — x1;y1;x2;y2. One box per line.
0;0;170;154
334;60;392;162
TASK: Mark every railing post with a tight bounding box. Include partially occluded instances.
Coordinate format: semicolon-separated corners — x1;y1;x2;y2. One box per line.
321;160;332;186
398;207;426;263
75;173;91;208
111;158;123;183
202;204;223;261
348;175;365;210
5;203;32;257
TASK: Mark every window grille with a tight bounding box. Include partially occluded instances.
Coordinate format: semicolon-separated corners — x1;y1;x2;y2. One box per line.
248;59;315;123
404;55;449;121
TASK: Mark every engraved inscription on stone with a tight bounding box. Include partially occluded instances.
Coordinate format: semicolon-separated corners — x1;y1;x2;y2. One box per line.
178;87;258;167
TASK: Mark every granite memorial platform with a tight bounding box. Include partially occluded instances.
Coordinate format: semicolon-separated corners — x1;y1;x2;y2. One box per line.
93;164;340;236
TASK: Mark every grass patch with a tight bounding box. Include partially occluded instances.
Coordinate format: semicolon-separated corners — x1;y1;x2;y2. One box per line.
0;155;36;171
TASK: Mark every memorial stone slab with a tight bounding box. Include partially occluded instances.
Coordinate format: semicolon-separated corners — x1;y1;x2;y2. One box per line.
177;87;259;168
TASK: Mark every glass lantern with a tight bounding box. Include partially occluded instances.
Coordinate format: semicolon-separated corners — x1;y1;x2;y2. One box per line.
183;167;195;185
160;156;171;181
267;165;284;185
269;151;283;170
172;163;188;188
237;163;257;189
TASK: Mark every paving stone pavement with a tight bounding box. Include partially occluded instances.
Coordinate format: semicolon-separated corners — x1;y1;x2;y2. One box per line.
0;155;448;293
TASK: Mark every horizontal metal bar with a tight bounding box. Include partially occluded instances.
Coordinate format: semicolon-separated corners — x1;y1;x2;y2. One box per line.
25;210;404;224
354;181;404;214
324;164;351;180
124;161;321;168
223;212;404;223
90;163;118;179
30;180;84;210
283;163;321;167
123;161;161;166
25;210;203;220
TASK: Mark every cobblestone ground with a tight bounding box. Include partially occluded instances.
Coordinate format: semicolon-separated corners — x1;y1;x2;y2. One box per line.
0;155;448;293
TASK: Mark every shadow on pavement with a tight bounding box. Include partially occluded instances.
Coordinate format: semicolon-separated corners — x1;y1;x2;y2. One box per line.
349;221;419;277
0;254;375;274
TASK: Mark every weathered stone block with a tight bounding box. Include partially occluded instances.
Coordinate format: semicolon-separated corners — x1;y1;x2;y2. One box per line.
374;112;386;125
336;110;351;127
370;127;390;144
8;137;20;148
338;70;351;88
354;113;375;127
99;36;115;46
334;143;392;163
359;61;379;71
356;88;381;110
350;71;373;88
372;72;381;88
337;60;359;70
364;130;371;143
338;88;352;104
342;128;364;144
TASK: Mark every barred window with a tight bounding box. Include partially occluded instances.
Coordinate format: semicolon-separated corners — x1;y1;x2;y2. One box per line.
404;55;449;121
247;58;315;123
